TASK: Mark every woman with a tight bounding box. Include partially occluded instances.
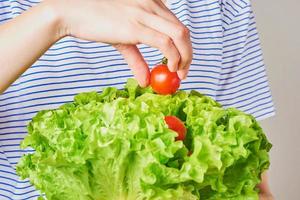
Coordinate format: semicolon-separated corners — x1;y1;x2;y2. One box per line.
0;0;274;199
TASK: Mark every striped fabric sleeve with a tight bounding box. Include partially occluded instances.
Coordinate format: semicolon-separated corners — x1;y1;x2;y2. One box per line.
217;0;275;120
0;1;12;24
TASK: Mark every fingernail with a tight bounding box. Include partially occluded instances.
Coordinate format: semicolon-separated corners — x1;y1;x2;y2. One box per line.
179;74;187;80
178;71;187;80
168;63;178;72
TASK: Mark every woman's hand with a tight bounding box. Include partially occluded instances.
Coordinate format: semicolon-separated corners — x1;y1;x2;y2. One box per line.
0;0;192;93
52;0;193;86
258;172;275;200
259;193;274;200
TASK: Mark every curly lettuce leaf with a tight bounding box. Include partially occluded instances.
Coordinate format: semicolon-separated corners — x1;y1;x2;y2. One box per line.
17;79;271;200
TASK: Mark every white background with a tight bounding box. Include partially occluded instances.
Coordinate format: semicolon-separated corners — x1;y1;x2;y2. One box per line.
252;0;300;199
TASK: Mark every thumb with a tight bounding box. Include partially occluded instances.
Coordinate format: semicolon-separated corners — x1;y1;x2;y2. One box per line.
114;44;150;87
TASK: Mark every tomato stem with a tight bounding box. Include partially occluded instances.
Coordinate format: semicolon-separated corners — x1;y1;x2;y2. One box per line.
162;57;168;65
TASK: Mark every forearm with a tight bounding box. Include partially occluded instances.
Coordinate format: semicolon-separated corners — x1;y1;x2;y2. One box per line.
0;0;64;93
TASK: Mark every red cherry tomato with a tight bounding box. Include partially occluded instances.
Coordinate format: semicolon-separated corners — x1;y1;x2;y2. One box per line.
164;116;187;141
150;64;180;95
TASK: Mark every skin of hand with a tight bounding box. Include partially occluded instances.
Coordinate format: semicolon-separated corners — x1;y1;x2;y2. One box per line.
258;172;275;200
0;0;193;93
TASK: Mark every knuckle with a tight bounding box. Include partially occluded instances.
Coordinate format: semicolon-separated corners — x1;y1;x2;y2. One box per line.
159;36;173;48
175;25;190;39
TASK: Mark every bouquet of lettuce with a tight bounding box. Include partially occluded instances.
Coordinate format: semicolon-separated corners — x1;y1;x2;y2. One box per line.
17;79;271;200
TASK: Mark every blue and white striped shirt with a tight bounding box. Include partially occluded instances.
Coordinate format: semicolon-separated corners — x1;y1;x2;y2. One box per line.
0;0;275;199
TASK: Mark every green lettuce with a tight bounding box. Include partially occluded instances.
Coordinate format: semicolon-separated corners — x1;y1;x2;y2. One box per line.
17;79;271;200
